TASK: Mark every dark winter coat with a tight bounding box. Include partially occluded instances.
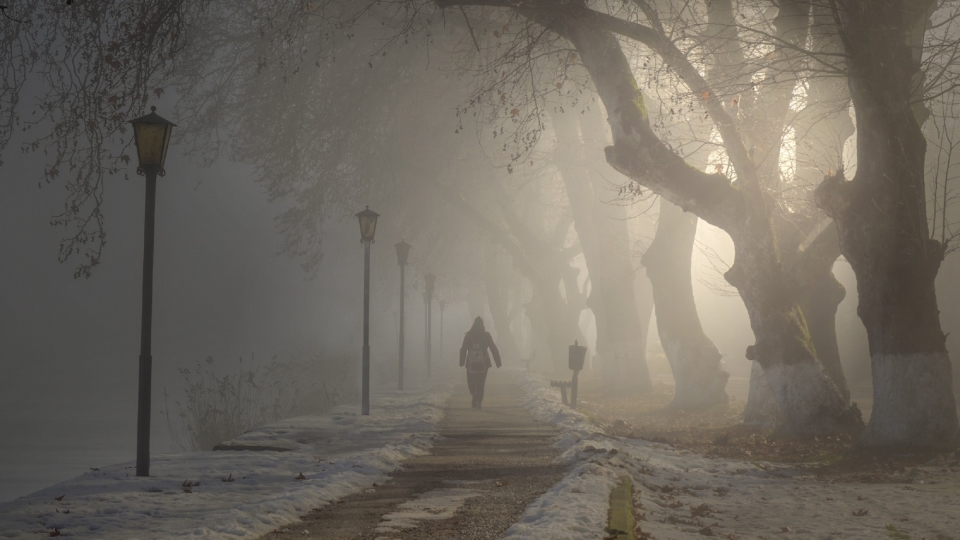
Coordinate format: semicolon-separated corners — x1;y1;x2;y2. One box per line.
459;331;502;370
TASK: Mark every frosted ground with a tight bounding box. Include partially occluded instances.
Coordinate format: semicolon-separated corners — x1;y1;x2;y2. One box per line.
512;376;960;540
1;370;958;539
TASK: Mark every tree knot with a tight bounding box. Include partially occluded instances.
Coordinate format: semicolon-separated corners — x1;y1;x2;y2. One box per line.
813;170;852;219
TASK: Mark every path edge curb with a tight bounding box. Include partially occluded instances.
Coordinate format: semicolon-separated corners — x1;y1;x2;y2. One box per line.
605;475;635;540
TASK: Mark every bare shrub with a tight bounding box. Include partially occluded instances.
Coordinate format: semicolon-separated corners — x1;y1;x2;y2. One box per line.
163;354;355;451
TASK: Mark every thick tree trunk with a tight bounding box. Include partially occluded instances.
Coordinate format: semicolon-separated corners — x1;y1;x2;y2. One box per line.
745;235;852;421
643;200;728;409
794;2;855;188
788;2;856;406
532;273;584;374
484;246;521;361
581;107;653;392
551;106;651;392
523;293;550;371
699;0;854;425
817;0;958;449
743;361;779;424
800;270;850;401
635;270;655;378
563;17;859;436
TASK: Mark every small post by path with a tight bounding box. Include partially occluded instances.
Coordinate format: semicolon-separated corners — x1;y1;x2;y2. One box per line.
568;340;586;409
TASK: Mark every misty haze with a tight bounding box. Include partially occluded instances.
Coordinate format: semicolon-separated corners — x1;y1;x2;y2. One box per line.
2;0;960;538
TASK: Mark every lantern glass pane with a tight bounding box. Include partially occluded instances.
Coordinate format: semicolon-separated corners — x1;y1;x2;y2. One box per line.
134;122;169;167
359;216;377;241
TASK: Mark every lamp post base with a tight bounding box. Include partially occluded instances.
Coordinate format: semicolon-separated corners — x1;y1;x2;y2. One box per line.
136;354;152;477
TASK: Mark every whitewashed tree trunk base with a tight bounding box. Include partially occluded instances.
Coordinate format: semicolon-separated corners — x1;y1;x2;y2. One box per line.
763;361;860;436
743;361;780;425
858;353;959;449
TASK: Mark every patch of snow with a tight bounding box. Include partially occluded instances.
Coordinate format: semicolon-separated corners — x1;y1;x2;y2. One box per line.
502;373;621;540
374;488;478;533
502;459;619;540
0;382;453;539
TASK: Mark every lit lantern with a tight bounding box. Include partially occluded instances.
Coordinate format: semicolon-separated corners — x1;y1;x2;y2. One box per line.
129;106;175;174
356;206;380;243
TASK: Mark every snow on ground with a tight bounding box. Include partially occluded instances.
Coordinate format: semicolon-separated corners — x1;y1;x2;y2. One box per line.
509;372;960;540
7;368;957;540
0;381;453;539
374;488;479;534
502;373;621;540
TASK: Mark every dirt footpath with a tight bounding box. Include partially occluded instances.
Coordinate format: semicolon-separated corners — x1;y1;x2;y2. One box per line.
260;370;566;539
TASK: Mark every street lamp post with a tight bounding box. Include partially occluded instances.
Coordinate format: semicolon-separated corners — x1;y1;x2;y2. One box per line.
438;299;446;366
129;106;175;477
394;240;411;391
424;273;435;379
356;206;379;416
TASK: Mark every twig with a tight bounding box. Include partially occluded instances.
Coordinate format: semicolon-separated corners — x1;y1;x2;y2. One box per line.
0;5;30;23
459;6;481;53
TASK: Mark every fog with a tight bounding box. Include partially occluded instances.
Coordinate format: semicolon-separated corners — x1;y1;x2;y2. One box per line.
0;132;923;500
4;0;960;509
0;144;485;499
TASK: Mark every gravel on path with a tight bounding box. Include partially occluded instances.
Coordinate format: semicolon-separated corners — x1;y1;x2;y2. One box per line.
259;369;566;540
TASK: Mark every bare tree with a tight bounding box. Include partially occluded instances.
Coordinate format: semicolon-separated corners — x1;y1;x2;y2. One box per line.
815;0;960;448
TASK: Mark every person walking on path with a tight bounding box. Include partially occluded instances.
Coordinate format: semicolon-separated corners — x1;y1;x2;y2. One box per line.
459;317;501;409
